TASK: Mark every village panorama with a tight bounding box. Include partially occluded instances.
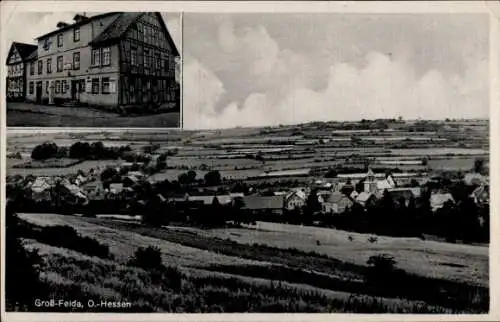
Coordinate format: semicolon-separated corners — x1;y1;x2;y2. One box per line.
5;119;489;313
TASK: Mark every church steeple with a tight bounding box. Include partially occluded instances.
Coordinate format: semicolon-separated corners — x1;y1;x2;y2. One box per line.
364;167;377;193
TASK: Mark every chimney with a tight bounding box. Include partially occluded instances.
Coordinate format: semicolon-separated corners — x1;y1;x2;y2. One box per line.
57;22;70;28
73;14;89;23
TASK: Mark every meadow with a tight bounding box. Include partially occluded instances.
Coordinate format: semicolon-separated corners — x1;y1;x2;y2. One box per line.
17;213;488;313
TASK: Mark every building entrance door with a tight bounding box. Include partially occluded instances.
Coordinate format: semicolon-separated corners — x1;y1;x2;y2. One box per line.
71;80;79;101
35;81;43;104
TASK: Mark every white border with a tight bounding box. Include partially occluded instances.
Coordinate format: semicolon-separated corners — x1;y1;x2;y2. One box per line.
1;1;499;322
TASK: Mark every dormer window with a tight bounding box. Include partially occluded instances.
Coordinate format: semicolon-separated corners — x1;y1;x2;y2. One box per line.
57;34;63;47
74;27;80;42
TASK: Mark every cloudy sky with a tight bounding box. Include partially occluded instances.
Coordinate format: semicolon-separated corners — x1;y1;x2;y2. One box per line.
183;13;489;130
2;11;181;60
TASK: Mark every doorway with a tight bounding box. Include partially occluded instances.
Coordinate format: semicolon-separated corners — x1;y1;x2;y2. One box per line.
35;81;43;104
71;80;80;101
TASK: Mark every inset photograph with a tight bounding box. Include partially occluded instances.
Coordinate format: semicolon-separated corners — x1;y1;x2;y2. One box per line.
5;12;181;128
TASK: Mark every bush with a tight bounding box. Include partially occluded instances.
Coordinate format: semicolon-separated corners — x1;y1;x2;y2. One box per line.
128;246;163;271
5;209;45;311
26;224;112;259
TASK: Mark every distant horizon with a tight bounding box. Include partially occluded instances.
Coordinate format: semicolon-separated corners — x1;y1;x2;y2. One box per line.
183;13;488;130
6;116;490;138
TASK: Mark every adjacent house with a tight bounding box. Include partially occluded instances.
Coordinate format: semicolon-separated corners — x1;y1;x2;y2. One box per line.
464;173;486;186
81;180;105;200
471;185;489;205
321;192;353;214
29;177;52;202
385;189;417;208
5;42;38;101
354;192;377;208
24;12;179;111
241;195;285;216
284;189;307;211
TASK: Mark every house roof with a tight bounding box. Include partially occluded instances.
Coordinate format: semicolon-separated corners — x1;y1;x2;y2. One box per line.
36;12;120;40
242;195;284;210
464;173;486;185
388;187;421;198
6;42;38;64
26;50;38;61
376;179;394;190
324;192;349;204
89;12;179;56
430;193;455;209
356;192;374;203
188;195;232;205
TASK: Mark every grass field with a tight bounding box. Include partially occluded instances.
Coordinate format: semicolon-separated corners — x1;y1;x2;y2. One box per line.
16;213;488;313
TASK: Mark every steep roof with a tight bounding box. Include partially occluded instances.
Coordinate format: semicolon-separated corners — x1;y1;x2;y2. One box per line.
89;12;179;56
26;50;38;61
36;12;120;40
6;42;37;64
324;192;349;204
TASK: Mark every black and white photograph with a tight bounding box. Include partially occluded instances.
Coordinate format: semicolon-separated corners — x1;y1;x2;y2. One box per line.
1;1;497;320
4;11;181;128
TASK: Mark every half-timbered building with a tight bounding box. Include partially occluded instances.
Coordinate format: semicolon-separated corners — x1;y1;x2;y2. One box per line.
5;42;37;101
22;12;179;113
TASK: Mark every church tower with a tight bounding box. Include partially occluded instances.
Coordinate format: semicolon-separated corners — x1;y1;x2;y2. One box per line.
364;168;377;193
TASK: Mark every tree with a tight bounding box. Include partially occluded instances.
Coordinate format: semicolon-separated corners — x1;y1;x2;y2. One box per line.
69;141;91;159
128;246;163;270
31;142;59;160
100;167;118;182
178;170;197;185
474;157;485;174
304;189;321;222
5;203;44;310
204;170;222;186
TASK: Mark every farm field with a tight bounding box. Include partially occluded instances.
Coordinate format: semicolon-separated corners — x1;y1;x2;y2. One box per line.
6;119;489;181
17;213;489;312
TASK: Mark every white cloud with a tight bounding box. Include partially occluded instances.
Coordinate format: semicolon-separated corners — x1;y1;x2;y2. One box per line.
183;21;488;130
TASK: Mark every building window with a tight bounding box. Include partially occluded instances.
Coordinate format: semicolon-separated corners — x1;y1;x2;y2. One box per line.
74;27;80;42
57;56;63;72
38;60;43;75
29;81;34;94
47;58;52;74
46;81;49;94
55;80;60;94
91;48;100;66
73;52;80;70
57;34;63;47
91;78;99;94
62;80;67;94
131;48;137;66
144;50;150;71
102;77;110;94
102;47;111;66
30;62;35;75
80;79;85;93
155;54;161;70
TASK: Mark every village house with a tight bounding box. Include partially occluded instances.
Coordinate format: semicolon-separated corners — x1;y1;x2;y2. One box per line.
284;189;307;211
5;42;38;101
385;189;417;208
28;177;52;202
321;192;353;214
354;191;377;208
471;185;489;206
60;181;88;205
430;192;455;212
241;195;285;216
24;12;179;112
81;180;105;200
